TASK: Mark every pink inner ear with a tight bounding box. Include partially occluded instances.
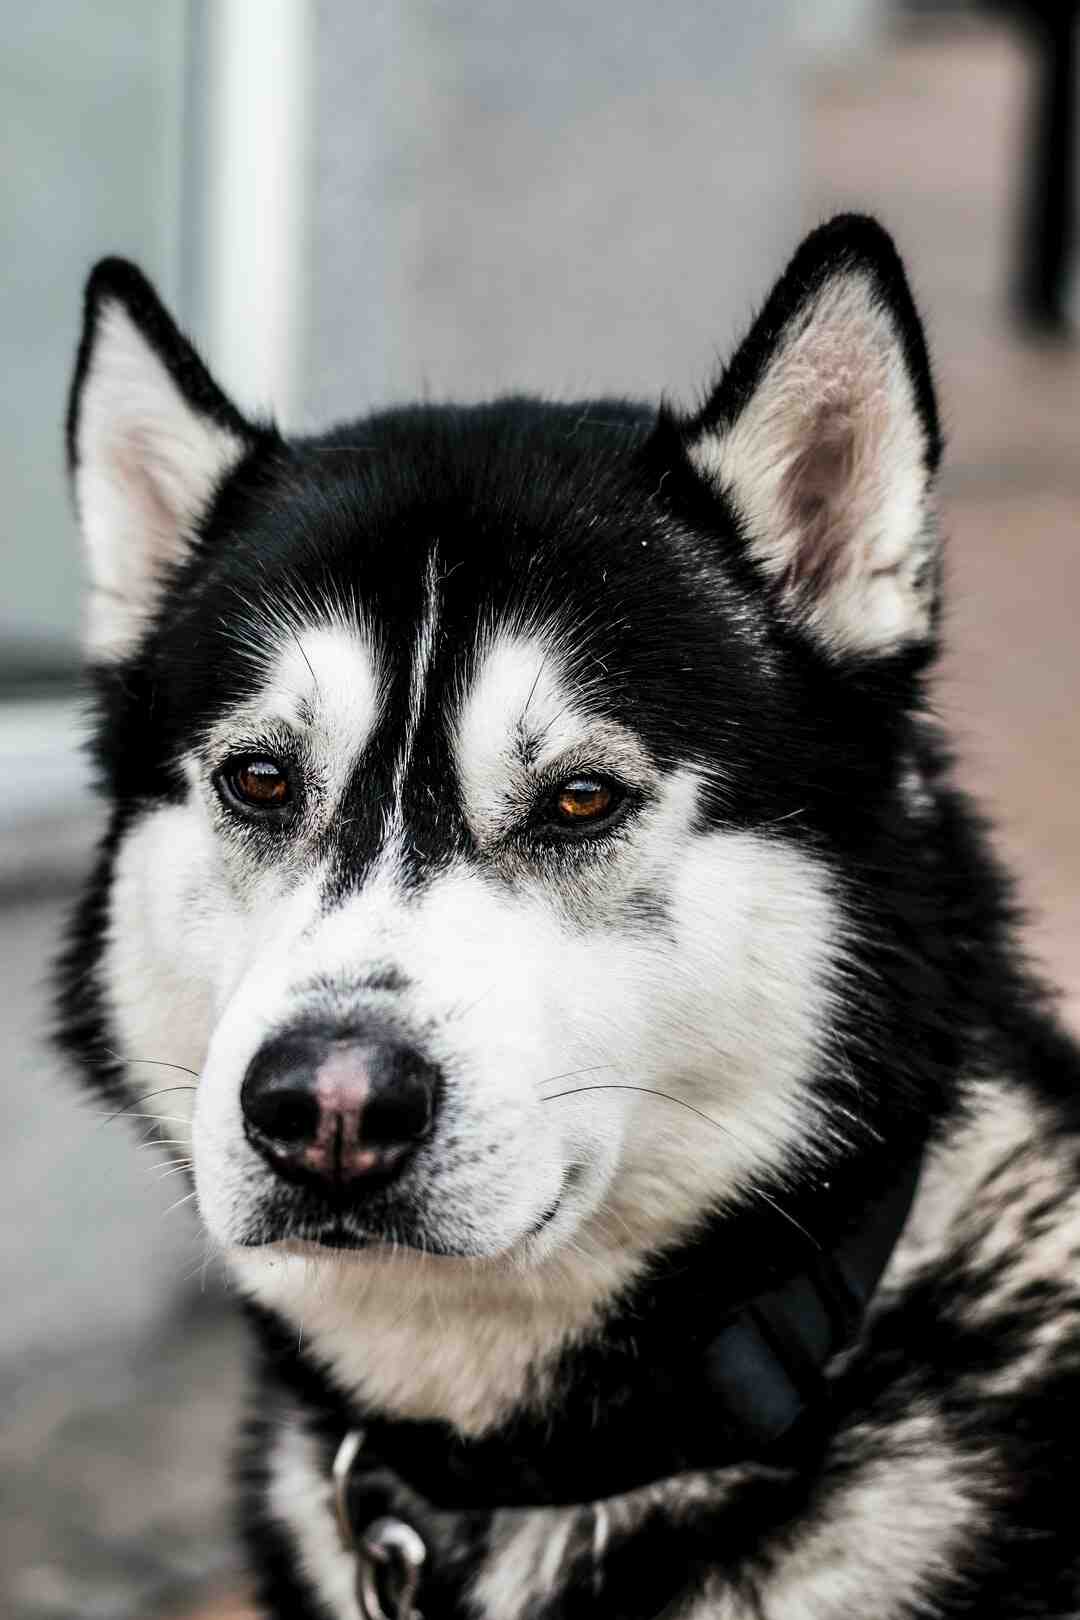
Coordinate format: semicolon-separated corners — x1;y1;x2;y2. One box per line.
110;426;182;552
779;403;859;594
689;268;935;654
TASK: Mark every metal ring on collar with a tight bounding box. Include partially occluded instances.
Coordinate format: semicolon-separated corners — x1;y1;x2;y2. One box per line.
357;1515;427;1620
333;1427;367;1550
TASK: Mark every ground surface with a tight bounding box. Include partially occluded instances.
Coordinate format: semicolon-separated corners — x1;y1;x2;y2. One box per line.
3;18;1077;1620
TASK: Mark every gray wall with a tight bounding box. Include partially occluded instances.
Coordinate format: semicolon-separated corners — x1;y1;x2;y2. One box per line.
306;0;802;426
2;2;803;659
1;2;188;661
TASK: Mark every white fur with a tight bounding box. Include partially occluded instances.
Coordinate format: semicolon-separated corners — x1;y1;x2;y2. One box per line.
103;804;229;1146
471;1510;577;1620
257;623;382;748
689;273;934;657
265;1414;360;1618
385;549;442;844
72;301;247;661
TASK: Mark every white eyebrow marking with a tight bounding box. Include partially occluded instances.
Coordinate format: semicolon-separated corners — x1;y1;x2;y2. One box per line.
196;619;384;811
454;631;652;842
457;634;573;791
271;623;382;746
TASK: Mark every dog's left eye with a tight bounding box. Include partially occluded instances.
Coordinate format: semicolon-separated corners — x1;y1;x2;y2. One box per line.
216;755;293;817
545;776;625;830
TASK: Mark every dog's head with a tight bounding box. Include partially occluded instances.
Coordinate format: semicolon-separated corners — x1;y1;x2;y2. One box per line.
63;217;942;1297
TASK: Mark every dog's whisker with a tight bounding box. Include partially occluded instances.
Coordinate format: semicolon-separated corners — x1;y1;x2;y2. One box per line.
541;1081;819;1246
152;1161;195;1181
450;984;498;1022
180;1245;221;1292
757;806;808;828
102;1049;201;1079
96;1086;198;1127
161;1190;199;1220
540;1082;737;1135
744;1184;819;1249
91;1112;194;1128
536;1065;615;1089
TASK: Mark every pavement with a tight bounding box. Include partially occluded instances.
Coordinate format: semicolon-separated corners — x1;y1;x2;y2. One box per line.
2;17;1077;1620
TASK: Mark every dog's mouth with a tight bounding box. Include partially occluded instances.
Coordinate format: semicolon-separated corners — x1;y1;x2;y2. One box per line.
234;1169;578;1259
236;1195;476;1258
274;1226;476;1260
261;1204;562;1260
520;1163;588;1244
307;1222;371;1251
523;1183;567;1240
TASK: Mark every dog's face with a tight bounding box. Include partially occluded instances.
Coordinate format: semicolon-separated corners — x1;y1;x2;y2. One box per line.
64;221;941;1295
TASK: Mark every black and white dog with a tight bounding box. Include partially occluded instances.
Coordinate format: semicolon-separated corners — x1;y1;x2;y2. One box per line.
60;215;1080;1619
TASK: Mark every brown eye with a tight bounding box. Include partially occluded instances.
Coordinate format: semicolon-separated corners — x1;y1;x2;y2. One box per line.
220;756;291;813
553;777;617;825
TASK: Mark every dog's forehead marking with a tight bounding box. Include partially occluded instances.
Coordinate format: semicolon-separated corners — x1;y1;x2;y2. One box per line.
195;618;385;815
456;633;572;840
385;549;442;843
458;634;569;768
454;631;653;839
262;621;382;743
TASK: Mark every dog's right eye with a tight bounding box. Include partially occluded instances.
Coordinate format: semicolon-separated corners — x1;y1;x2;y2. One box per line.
215;755;293;817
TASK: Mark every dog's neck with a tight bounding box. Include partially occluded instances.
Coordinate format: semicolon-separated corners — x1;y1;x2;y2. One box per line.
240;1134;927;1505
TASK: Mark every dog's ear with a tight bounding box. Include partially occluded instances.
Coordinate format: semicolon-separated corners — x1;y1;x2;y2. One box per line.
67;259;262;662
683;214;942;659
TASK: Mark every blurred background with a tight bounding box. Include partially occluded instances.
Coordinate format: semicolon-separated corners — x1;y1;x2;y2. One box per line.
2;1;1078;1615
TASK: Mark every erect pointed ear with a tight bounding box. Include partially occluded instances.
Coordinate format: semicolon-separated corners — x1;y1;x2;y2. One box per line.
683;214;942;658
67;259;261;662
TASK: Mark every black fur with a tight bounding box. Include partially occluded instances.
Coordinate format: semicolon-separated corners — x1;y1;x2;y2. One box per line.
58;215;1080;1618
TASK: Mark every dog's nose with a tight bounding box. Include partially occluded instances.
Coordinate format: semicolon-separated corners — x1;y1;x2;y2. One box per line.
240;1028;438;1185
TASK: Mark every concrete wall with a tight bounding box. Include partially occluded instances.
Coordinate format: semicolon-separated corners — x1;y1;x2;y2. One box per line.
305;0;802;426
2;1;804;659
1;1;187;659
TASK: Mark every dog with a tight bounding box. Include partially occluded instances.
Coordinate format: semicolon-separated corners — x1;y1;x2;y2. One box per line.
58;213;1080;1619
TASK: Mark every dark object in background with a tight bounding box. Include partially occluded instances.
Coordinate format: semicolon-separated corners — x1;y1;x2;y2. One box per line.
991;0;1079;335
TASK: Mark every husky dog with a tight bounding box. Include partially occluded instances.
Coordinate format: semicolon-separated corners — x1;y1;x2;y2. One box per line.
60;215;1080;1619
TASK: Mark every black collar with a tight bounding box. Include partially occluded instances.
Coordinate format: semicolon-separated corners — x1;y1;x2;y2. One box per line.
338;1149;924;1515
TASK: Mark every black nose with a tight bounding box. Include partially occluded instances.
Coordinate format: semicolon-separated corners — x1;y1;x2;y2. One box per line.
240;1026;438;1187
